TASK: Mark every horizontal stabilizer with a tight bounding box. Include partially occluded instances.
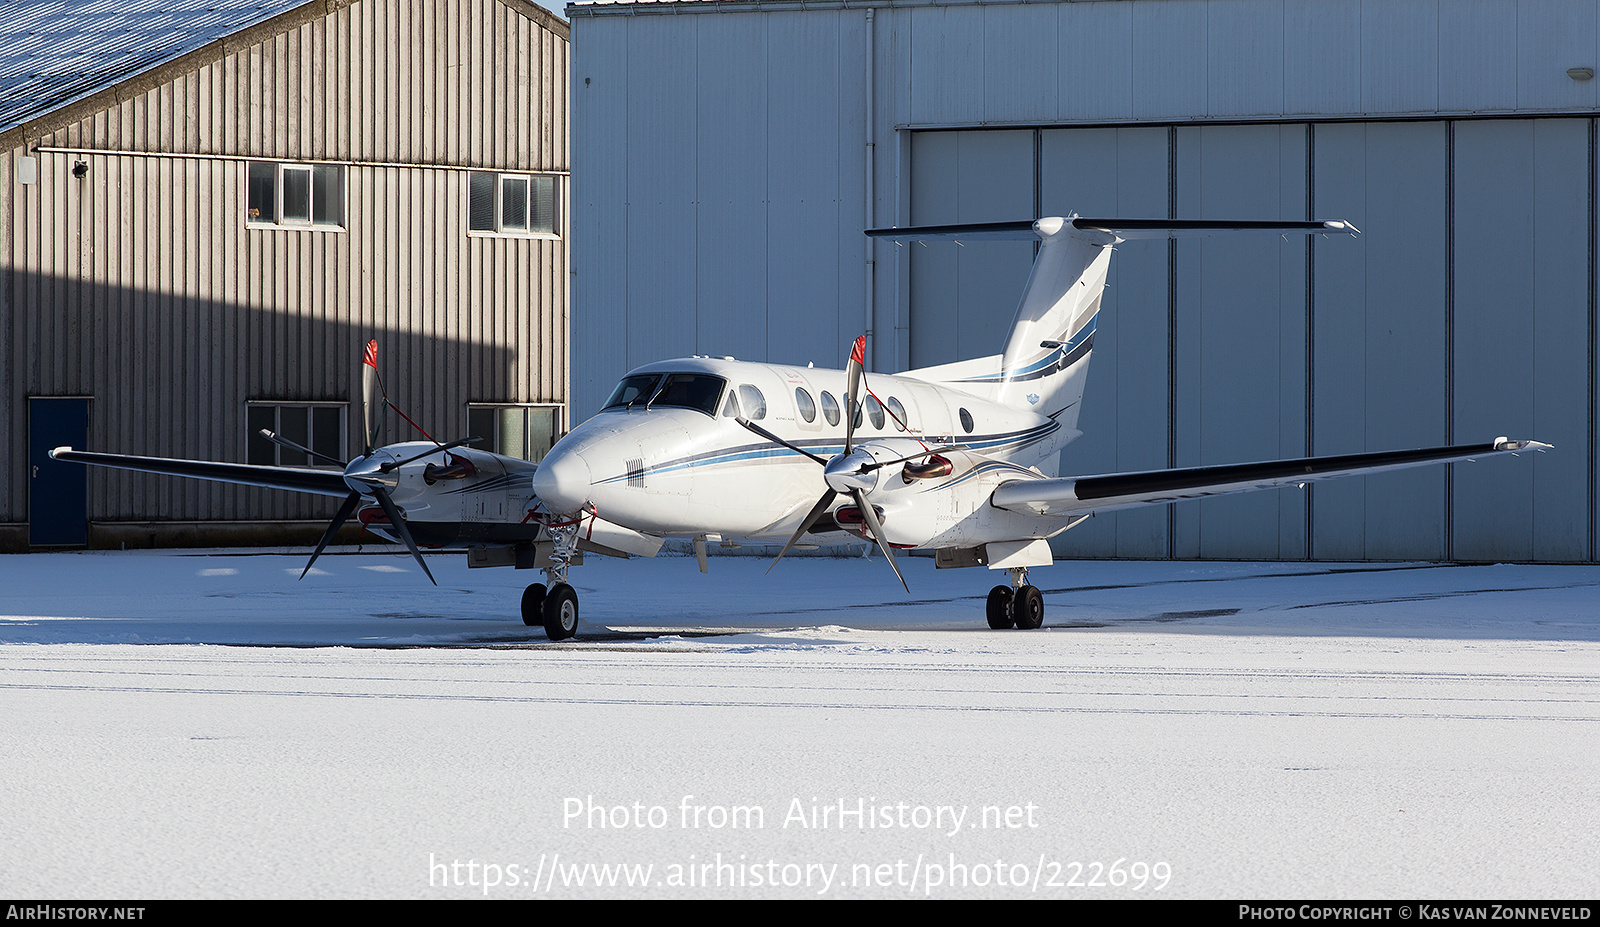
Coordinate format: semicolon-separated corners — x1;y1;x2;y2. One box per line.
1072;217;1358;239
866;221;1041;241
49;447;351;497
991;439;1551;518
867;216;1357;243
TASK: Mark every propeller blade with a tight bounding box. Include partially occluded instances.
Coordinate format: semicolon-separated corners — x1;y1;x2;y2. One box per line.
300;491;362;579
261;429;346;468
844;335;865;454
737;418;827;465
373;486;437;585
852;488;908;593
362;339;382;455
767;490;838;573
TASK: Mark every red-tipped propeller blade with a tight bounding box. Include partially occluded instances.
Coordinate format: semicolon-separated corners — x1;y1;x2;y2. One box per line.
362;339;382;456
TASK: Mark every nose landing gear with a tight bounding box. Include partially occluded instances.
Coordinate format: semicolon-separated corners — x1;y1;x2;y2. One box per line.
521;520;581;641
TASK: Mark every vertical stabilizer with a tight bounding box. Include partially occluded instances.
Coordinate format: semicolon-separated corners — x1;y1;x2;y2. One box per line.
869;217;1114;426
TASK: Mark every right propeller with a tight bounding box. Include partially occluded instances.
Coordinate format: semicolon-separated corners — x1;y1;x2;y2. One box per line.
737;335;964;593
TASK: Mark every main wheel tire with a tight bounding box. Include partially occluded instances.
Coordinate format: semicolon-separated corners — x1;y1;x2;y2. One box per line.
1011;584;1045;630
542;582;579;641
986;585;1015;629
520;583;547;627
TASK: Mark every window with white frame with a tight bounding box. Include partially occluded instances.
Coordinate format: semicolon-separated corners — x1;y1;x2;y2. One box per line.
246;402;347;466
468;404;564;462
246;162;345;228
468;171;560;237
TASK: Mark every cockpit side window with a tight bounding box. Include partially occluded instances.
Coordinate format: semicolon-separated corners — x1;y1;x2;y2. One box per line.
721;391;741;418
651;374;727;415
737;384;767;421
603;373;663;410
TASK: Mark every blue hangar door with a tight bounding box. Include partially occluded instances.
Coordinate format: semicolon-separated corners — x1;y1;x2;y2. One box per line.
29;397;90;547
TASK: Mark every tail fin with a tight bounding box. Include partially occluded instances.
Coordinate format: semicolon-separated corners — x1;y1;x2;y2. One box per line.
872;217;1356;428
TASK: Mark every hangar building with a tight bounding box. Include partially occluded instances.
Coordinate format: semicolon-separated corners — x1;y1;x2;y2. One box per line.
3;0;570;550
567;0;1599;563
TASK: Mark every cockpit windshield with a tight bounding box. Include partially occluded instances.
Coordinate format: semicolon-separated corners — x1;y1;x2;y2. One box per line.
601;372;727;416
650;374;726;414
602;373;663;410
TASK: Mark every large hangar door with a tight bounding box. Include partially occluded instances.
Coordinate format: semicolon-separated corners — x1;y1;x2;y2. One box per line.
904;118;1595;563
1312;122;1452;562
1040;127;1171;559
1450;119;1591;563
1170;124;1311;561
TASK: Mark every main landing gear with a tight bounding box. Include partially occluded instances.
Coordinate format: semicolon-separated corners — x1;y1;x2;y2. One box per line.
521;521;581;641
986;567;1045;630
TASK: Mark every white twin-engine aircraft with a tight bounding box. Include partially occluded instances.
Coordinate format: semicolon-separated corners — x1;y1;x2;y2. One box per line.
525;216;1547;635
51;216;1548;641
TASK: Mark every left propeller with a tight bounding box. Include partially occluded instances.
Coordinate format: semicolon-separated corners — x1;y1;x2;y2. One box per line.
291;340;450;584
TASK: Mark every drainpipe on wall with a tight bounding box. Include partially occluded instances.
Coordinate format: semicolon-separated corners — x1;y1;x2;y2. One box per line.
864;7;876;370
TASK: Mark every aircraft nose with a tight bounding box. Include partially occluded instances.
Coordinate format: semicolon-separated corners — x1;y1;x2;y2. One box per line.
532;448;593;515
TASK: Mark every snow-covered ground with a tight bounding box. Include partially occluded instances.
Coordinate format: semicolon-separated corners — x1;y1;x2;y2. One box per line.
3;547;1597;899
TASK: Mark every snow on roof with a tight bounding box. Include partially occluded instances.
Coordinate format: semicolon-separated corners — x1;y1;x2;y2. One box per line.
0;0;310;133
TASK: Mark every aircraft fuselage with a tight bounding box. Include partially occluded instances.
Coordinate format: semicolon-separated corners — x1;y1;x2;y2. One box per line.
533;356;1077;551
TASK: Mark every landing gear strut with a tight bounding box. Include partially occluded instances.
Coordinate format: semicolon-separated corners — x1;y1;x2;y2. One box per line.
534;521;581;641
988;567;1045;630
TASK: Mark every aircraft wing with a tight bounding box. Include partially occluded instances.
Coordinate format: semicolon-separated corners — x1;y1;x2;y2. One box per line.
49;447;351;497
990;439;1550;517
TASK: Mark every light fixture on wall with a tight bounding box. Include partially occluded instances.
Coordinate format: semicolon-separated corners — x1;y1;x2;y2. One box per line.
1567;67;1594;81
71;160;88;178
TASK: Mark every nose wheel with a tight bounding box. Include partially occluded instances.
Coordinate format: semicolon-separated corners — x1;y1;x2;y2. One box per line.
541;583;580;641
521;580;580;641
521;582;547;627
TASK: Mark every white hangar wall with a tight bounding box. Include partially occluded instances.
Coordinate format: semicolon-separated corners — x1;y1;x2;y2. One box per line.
569;0;1599;563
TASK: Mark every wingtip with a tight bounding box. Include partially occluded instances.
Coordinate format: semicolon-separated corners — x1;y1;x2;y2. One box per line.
48;446;72;459
1493;437;1553;452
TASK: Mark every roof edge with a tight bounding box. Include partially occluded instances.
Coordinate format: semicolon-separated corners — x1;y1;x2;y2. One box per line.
1;0;569;154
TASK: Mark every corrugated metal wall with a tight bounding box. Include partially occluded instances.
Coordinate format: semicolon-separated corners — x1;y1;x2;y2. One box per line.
569;0;1598;562
3;0;569;531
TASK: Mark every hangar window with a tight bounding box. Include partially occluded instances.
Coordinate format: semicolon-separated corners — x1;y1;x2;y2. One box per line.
247;163;344;229
469;171;561;237
468;404;564;462
246;403;347;466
